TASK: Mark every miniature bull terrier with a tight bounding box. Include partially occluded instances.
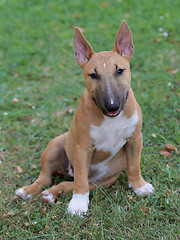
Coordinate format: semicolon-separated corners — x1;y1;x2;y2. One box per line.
16;20;154;215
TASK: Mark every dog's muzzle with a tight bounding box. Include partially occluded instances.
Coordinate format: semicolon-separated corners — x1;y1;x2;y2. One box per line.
104;90;129;117
93;90;129;118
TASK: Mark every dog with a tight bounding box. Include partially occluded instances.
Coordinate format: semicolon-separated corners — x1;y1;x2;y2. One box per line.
16;20;154;215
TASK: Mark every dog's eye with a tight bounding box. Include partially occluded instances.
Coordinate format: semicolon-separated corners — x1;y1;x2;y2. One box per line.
89;73;99;79
117;68;124;75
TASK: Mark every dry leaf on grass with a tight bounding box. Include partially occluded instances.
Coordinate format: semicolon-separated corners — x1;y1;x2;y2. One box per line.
17;166;23;173
43;66;52;72
12;98;19;103
166;67;178;75
34;145;40;150
159;143;178;157
31;164;37;169
72;13;82;19
165;143;178;153
102;2;108;7
23;115;34;121
13;72;20;78
159;150;173;158
152;38;161;43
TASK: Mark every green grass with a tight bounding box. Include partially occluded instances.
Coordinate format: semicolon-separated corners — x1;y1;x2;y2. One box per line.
0;0;180;239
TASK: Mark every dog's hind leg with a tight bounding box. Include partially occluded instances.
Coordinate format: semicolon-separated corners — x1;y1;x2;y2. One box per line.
41;173;120;208
41;181;74;204
15;133;69;200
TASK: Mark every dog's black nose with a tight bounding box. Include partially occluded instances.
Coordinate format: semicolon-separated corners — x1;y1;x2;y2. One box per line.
104;100;120;113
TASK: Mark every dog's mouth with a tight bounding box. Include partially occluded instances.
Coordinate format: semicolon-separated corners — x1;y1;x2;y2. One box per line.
105;109;121;118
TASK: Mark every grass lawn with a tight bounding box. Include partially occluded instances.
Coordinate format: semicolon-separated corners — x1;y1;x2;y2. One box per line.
0;0;179;239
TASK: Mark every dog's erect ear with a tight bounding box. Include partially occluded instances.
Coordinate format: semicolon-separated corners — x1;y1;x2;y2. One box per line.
113;20;134;60
73;28;94;66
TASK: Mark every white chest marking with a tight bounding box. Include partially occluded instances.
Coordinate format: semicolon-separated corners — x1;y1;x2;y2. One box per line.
89;111;138;182
89;158;110;183
90;110;138;156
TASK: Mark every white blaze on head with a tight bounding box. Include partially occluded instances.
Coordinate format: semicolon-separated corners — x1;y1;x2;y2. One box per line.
106;79;115;104
110;98;114;105
103;62;106;69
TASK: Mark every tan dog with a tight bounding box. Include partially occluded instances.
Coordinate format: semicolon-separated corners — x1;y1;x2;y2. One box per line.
16;20;154;215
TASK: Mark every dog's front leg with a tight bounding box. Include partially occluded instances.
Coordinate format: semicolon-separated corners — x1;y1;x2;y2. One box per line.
126;132;154;196
67;143;94;216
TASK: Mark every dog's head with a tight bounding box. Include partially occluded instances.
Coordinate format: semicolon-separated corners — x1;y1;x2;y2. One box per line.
73;20;134;117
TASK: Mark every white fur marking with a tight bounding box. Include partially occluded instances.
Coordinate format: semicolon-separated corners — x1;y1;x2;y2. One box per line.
26;194;32;200
110;98;114;105
15;188;26;199
90;110;138;155
67;163;74;177
68;192;89;216
134;184;154;196
89;111;138;182
104;62;106;69
89;158;110;183
41;190;55;203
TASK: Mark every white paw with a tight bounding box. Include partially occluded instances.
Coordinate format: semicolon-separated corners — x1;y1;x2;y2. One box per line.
41;190;55;204
134;183;154;196
15;188;32;200
67;192;89;216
